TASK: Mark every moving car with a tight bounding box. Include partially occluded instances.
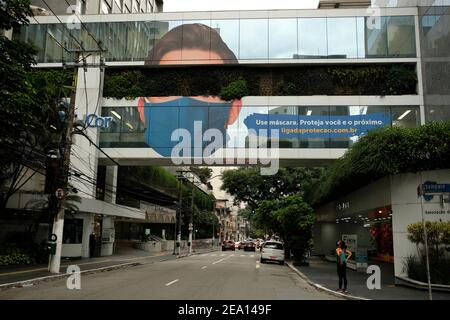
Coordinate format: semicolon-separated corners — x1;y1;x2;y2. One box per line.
260;241;285;265
222;240;235;251
243;240;256;252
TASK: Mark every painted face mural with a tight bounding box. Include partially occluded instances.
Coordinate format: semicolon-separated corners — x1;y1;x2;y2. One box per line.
138;23;242;156
137;96;242;157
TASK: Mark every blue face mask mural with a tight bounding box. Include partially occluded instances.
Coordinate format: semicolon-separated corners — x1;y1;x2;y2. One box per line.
141;97;232;157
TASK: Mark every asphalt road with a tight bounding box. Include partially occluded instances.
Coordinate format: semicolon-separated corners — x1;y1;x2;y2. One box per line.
0;250;338;300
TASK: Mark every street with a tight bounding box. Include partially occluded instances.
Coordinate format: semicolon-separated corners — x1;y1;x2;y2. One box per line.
0;250;338;300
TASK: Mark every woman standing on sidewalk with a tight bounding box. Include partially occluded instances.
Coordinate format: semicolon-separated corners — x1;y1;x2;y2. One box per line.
336;241;352;293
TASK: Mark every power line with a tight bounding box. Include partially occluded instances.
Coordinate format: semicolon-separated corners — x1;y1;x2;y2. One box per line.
40;0;85;51
62;0;105;51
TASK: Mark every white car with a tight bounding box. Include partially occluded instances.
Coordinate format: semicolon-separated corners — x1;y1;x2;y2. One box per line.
260;241;285;265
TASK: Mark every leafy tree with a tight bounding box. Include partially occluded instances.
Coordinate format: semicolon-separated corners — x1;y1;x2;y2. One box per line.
0;0;72;209
255;196;315;263
221;167;322;209
310;121;450;206
189;166;213;187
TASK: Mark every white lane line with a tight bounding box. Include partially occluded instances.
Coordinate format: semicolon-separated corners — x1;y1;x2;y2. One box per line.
212;258;224;265
240;254;245;257
220;254;225;257
230;254;235;257
201;254;208;257
201;266;207;270
256;261;260;269
165;279;179;286
250;255;254;258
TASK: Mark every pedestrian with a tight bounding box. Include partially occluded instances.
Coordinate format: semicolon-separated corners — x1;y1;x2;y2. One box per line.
336;240;352;293
89;232;96;258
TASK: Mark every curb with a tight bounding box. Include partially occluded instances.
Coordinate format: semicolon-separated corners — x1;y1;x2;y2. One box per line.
286;262;369;300
0;248;221;291
0;261;142;291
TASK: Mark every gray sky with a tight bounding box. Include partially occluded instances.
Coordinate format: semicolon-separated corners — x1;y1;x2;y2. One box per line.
164;0;320;12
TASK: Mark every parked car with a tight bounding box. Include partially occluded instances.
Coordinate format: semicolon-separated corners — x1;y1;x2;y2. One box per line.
260;241;285;265
243;240;256;252
222;240;235;251
238;241;246;250
234;241;241;250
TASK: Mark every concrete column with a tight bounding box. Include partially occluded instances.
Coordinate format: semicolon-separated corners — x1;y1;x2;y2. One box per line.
101;216;115;256
81;214;94;258
104;166;118;204
72;54;104;199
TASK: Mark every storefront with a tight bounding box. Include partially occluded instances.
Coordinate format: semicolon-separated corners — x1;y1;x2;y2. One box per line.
313;169;450;281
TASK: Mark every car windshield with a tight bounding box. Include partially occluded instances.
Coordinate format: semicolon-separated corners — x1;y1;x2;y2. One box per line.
264;242;283;250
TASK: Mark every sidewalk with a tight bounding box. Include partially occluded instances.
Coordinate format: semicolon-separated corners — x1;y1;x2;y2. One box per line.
291;256;450;300
0;245;219;288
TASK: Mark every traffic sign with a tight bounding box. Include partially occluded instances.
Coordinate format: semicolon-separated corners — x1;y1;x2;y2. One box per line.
55;188;65;199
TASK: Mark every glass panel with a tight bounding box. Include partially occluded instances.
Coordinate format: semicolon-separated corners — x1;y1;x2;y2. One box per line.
182;20;211;62
268;19;297;59
365;16;388;57
298;106;330;148
329;106;351;148
210;20;240;63
147;20;183;64
356;17;366;58
267;105;299;148
391;106;420;128
239;19;268;60
427;106;450;122
387;16;416;57
298;18;327;59
230;106;269;148
327;17;358;59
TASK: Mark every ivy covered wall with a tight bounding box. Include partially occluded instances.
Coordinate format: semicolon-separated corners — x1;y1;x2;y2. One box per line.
103;64;417;99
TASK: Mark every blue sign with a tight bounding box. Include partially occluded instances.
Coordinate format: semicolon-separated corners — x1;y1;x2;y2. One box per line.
86;114;113;129
243;112;391;138
418;181;450;201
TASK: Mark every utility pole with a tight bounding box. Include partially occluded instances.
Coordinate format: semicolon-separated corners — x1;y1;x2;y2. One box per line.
176;179;183;255
189;184;194;254
48;52;79;274
418;172;433;300
47;48;106;274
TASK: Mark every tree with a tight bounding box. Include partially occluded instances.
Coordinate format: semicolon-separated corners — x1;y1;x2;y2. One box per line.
221;167;322;210
0;0;72;209
189;166;213;188
255;196;315;263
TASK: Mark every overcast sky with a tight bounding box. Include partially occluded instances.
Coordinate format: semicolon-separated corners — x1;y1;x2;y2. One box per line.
164;0;320;12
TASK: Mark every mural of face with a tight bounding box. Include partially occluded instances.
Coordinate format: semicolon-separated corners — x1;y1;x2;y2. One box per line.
138;24;242;156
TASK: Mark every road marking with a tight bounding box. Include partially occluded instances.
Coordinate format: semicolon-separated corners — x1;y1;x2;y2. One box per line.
220;254;225;257
201;254;208;257
240;255;245;257
211;254;217;257
212;259;224;265
250;255;254;258
230;254;235;257
165;279;179;286
201;266;207;270
256;261;260;269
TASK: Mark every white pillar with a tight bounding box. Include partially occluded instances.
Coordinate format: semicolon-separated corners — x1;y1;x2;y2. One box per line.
188;231;193;254
81;214;94;258
71;54;104;199
104;166;118;203
101;216;115;256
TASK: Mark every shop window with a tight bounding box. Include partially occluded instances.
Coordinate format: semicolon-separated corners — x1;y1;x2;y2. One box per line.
63;219;84;244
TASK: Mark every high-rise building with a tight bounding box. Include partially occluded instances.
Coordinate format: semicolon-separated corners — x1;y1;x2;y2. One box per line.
30;0;163;16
